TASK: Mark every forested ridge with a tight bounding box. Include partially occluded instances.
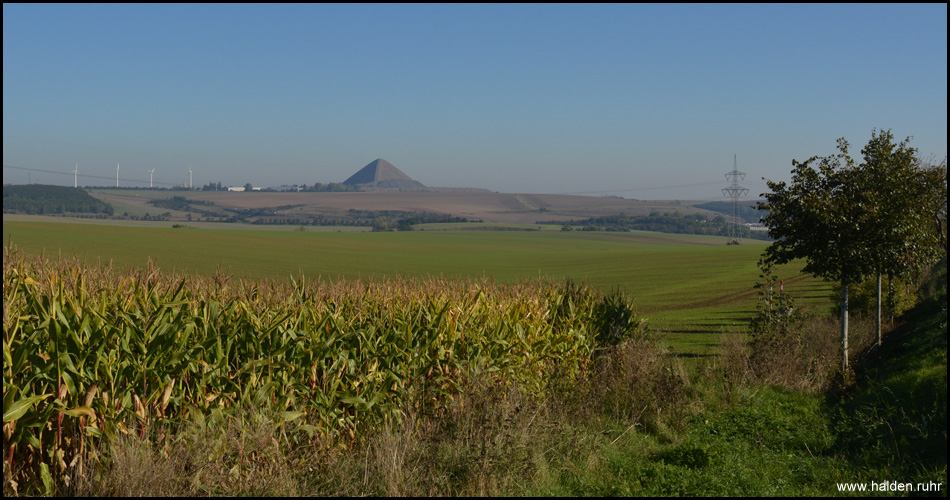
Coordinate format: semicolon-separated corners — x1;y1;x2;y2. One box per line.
2;184;114;215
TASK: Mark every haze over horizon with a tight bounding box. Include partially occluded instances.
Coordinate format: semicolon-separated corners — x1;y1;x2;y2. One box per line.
3;4;947;200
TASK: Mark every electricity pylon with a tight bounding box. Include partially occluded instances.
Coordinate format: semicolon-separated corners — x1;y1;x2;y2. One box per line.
722;154;749;242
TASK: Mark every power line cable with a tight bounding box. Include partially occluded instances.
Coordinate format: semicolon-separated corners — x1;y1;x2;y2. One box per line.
3;164;183;187
558;180;725;195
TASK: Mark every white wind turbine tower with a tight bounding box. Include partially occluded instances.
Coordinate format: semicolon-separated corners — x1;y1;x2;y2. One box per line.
74;164;78;188
148;169;156;188
116;163;120;187
189;167;193;189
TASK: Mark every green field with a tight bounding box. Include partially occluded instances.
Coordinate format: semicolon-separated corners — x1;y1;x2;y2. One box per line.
5;217;938;497
1;218;831;353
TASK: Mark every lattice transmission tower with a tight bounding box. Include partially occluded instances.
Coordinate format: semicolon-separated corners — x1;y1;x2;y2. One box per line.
722;154;749;242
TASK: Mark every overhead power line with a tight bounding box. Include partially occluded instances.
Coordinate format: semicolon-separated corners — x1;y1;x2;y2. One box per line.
3;164;182;187
558;180;727;196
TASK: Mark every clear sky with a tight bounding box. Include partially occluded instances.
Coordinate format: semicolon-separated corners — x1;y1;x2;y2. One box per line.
3;4;947;199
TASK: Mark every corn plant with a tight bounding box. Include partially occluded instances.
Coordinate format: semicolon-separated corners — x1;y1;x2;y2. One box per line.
3;244;642;494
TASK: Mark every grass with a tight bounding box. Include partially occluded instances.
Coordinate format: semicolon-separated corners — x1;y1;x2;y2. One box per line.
414;222;564;231
828;261;948;487
1;219;829;355
522;263;947;496
526;386;846;496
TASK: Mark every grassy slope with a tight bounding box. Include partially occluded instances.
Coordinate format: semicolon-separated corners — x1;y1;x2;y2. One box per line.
831;259;948;487
532;260;948;496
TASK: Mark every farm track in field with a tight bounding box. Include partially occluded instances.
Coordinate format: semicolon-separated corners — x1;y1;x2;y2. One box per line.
660;273;814;312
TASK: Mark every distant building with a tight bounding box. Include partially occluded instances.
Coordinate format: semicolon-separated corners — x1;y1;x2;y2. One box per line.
227;186;245;192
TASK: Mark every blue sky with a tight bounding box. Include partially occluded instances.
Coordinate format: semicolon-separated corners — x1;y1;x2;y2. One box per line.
3;4;947;199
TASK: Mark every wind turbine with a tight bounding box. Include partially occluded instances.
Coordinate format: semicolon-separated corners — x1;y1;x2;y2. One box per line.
189;167;193;189
147;169;156;188
74;164;78;188
116;163;120;187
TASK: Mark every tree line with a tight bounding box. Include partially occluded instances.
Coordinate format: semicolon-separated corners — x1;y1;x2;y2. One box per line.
2;184;115;215
693;201;764;223
542;212;771;241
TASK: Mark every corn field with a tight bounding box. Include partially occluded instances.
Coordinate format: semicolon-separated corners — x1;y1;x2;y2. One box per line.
2;245;643;494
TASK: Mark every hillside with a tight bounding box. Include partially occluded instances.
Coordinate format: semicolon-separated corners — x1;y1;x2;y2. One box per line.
833;257;947;484
530;258;948;496
85;189;725;225
2;184;114;215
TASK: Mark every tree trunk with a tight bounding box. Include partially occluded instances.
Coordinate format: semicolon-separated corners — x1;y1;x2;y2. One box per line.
887;274;895;323
841;280;849;371
876;273;882;347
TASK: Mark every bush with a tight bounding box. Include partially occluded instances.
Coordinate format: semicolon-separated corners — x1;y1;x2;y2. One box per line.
749;259;800;345
737;259;879;393
592;289;645;348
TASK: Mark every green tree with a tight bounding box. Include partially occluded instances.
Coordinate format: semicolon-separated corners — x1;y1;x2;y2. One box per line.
371;217;391;232
918;156;948;253
758;138;875;371
855;130;944;345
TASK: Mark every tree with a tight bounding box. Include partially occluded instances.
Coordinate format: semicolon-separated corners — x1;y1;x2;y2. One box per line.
855;130;943;345
371;217;391;232
758;138;876;371
244;183;253;192
918;156;948;253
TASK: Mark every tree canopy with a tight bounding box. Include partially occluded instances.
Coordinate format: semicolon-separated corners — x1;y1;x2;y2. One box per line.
759;138;874;283
858;130;944;283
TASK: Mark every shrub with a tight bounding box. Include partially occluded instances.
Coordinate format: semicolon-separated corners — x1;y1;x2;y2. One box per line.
831;274;918;321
